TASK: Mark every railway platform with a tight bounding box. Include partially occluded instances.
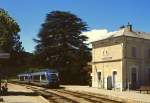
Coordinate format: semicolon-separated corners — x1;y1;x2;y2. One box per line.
0;83;49;103
63;85;150;103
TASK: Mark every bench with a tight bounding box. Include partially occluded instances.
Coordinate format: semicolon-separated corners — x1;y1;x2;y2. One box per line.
136;86;150;94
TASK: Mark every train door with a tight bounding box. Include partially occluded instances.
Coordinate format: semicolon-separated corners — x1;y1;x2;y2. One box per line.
131;68;137;89
112;71;117;89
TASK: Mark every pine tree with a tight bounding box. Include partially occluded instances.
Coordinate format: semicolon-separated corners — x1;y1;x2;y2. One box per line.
34;11;91;84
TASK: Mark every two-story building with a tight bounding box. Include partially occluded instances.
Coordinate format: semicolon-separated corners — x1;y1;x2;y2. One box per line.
91;24;150;91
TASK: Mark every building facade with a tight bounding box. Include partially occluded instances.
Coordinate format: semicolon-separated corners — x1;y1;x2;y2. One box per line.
91;24;150;90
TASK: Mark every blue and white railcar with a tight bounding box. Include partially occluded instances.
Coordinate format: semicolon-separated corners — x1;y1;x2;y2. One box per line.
18;69;59;88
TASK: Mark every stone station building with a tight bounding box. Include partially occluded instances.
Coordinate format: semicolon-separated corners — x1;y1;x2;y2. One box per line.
91;24;150;91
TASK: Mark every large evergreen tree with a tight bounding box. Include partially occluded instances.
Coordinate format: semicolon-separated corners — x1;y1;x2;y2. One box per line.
34;11;91;84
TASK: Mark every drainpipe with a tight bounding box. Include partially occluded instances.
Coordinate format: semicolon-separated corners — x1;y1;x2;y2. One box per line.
124;36;128;90
125;37;129;90
103;63;105;88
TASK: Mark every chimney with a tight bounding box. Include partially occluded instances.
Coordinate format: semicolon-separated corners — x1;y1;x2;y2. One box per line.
119;22;133;32
127;22;132;32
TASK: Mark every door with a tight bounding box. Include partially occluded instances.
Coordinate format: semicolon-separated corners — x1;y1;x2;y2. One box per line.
131;68;137;89
107;76;112;90
97;72;101;88
112;71;117;88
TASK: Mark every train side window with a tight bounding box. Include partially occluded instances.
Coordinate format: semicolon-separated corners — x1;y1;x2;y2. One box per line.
30;76;33;80
33;75;40;82
41;75;46;80
20;77;24;81
25;76;28;80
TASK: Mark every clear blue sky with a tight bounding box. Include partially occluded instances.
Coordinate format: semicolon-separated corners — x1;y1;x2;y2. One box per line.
0;0;150;52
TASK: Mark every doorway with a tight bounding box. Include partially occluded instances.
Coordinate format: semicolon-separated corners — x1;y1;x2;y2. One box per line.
97;72;101;88
112;71;117;88
131;68;137;89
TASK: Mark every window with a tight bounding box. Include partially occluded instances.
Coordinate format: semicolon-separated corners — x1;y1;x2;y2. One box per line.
102;50;104;56
41;75;46;80
33;75;40;82
30;76;33;80
20;77;24;81
51;74;57;79
132;47;137;57
25;76;28;80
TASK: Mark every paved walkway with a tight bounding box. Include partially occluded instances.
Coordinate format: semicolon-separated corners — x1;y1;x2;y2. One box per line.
63;85;150;103
0;83;49;103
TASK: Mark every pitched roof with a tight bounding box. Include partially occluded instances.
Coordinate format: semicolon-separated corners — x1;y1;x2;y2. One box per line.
94;28;150;42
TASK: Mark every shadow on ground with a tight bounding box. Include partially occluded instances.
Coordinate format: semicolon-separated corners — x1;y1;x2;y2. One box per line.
45;86;65;89
1;91;38;96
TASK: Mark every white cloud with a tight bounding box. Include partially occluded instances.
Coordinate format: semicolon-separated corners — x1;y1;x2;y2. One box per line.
82;29;109;43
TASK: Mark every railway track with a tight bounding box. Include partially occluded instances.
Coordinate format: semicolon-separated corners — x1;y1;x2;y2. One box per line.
26;86;92;103
25;85;125;103
12;83;125;103
54;89;124;103
29;87;78;103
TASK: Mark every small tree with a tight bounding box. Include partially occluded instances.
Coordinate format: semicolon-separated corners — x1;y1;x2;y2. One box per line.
34;11;91;84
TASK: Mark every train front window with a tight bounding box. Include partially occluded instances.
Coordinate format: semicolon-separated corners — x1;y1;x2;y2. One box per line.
51;74;58;79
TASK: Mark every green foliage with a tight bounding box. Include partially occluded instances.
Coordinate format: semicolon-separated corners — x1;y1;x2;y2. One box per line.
0;8;26;77
34;11;91;84
0;8;23;52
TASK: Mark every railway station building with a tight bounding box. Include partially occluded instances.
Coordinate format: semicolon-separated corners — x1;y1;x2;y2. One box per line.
91;24;150;91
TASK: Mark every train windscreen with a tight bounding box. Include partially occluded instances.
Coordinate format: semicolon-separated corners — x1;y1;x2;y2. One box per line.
51;74;57;78
50;73;58;81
